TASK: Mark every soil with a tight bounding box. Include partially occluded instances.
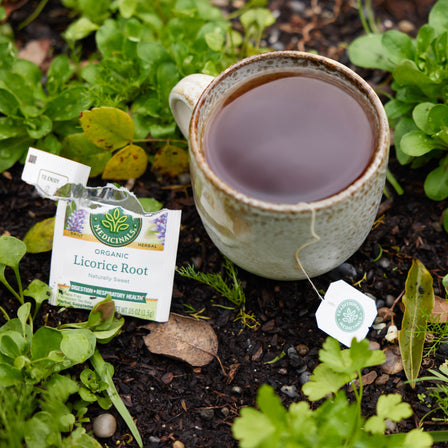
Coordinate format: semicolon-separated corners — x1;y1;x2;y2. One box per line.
1;0;448;447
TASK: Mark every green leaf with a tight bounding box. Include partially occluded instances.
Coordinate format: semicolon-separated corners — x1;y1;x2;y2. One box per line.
348;33;397;71
61;133;111;177
138;197;163;212
398;259;434;387
118;0;137;18
63;16;100;42
0;136;32;173
0;116;26;139
381;29;415;65
365;394;412;434
0;363;22;386
31;326;63;360
232;406;276;448
102;144;148;179
0;88;20;116
45;87;92;121
60;329;96;363
394;116;417;165
23;217;55;253
400;130;440;157
80;107;135;150
428;0;448;35
412;102;437;134
91;350;142;447
256;383;287;424
424;156;448;200
0;235;27;269
24;115;52;139
23;279;52;306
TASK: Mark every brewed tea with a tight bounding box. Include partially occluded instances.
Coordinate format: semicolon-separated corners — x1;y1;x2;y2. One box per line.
204;74;375;203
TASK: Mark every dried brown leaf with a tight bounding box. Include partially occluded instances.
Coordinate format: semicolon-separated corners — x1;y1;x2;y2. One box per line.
431;295;448;323
142;313;218;367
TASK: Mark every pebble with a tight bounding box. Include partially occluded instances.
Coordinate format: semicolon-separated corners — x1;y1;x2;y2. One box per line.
231;386;243;395
334;262;357;279
173;441;185;448
381;346;403;375
281;384;300;399
299;371;312;385
378;258;391;269
199;408;215;421
93;413;117;439
386;294;395;307
385;419;397;432
289;0;306;14
368;340;380;351
398;20;415;33
295;344;309;356
149;436;161;444
221;407;230;417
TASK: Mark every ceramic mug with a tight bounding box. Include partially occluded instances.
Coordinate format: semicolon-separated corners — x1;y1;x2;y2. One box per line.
169;51;390;281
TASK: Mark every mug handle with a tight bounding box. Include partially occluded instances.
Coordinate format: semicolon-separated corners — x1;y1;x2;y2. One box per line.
169;74;214;139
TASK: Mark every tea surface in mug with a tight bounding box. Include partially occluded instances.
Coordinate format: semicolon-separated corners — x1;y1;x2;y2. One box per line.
203;73;375;204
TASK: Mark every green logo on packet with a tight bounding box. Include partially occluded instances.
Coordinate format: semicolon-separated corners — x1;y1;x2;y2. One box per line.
90;207;142;247
335;299;364;333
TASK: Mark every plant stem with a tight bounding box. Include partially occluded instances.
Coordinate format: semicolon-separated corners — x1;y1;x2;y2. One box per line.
386;169;404;195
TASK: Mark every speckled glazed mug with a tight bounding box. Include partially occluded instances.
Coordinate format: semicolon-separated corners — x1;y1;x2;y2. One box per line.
169;51;390;280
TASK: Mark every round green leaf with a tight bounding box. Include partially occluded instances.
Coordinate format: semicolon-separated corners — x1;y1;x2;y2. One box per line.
60;329;96;363
102;144;148;180
0;235;26;269
412;102;437;134
23;217;55;253
400;130;440;157
424;160;448;201
61;133;111;177
80;107;135;150
24;279;52;305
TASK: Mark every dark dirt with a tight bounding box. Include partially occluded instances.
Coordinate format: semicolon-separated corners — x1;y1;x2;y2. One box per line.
2;0;448;447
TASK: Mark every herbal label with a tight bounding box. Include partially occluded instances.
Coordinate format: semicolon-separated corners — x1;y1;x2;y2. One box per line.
50;198;181;322
21;147;91;195
315;280;377;347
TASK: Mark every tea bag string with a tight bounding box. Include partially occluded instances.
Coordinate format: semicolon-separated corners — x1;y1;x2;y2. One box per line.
294;203;325;302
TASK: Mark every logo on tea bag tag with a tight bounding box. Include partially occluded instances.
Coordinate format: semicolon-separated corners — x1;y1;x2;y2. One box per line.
90;207;142;247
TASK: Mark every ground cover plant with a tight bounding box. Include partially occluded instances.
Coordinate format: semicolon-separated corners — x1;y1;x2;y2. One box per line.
2;0;448;447
348;0;448;230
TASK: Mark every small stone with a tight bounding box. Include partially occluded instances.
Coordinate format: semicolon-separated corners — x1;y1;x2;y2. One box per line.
199;408;215;421
149;436;161;444
378;258;390;269
398;20;415;34
221;407;230;417
375;374;390;386
173;441;185;448
281;384;299;399
287;346;299;359
299;371;311;385
231;386;243;395
381;346;403;375
368;340;380;351
93;413;117;439
296;344;309;356
386;295;395;307
334;262;357;279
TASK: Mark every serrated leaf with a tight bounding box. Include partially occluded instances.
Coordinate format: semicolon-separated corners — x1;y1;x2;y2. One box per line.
152;144;188;177
232;407;276;448
80;107;134;150
398;259;434;388
23;217;55;253
102;144;148;180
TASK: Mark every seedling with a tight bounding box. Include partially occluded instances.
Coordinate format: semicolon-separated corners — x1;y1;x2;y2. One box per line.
348;0;448;228
232;337;434;447
0;234;142;447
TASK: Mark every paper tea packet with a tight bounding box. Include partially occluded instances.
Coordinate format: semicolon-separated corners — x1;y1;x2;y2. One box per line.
22;148;181;322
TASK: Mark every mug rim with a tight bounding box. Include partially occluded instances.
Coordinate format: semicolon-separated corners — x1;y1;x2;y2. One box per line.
189;50;390;214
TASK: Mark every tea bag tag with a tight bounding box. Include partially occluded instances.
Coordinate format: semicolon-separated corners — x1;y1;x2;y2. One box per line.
315;280;377;347
21;147;91;194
